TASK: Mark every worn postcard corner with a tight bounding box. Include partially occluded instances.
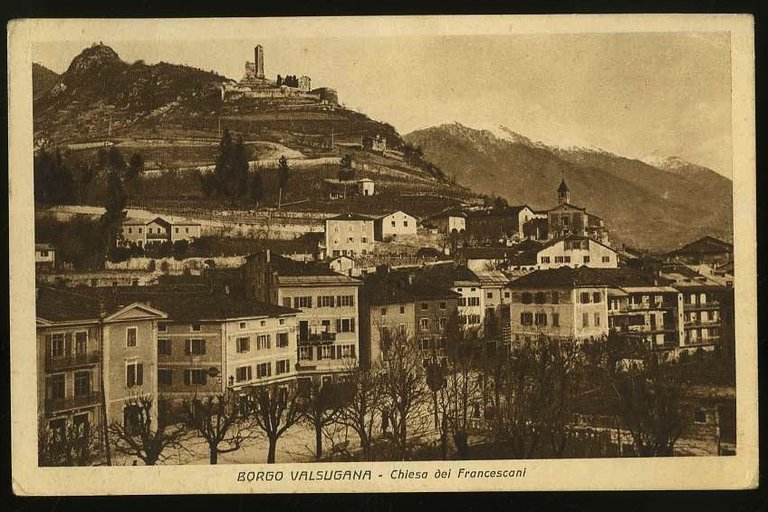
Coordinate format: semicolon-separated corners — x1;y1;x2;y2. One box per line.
8;14;756;495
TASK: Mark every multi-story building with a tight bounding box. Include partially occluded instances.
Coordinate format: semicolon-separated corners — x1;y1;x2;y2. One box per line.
506;267;610;342
475;270;513;344
536;234;618;269
374;210;417;240
360;267;460;368
35;242;56;269
415;263;483;330
120;216;202;248
665;235;734;267
465;205;545;242
324;213;375;258
36;286;167;446
428;209;466;235
243;250;362;382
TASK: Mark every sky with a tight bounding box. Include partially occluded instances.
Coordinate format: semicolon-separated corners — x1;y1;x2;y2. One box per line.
34;32;733;177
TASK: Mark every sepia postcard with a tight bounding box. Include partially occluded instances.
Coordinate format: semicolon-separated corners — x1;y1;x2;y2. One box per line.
8;15;757;494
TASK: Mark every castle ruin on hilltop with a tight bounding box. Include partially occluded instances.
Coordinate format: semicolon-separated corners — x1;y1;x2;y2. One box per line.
221;44;339;106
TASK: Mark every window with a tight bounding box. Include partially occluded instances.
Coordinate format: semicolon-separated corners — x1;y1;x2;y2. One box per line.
391;221;396;227
175;228;179;234
48;374;65;399
419;318;430;330
299;346;313;361
256;335;271;350
256;363;272;378
361;237;368;243
338;295;354;307
128;228;133;234
126;327;137;348
554;256;564;263
458;297;467;307
580;292;591;304
467;297;480;306
73;413;90;438
594;313;601;326
184;369;207;385
236;337;250;353
521;292;533;304
583;256;590;264
582;313;589;328
279;318;285;325
592;292;601;303
551;291;559;304
486;292;493;299
337;318;355;333
319;296;335;307
126;362;144;387
602;256;610;263
138;228;143;234
282;298;292;308
158;323;167;333
294;296;312;308
239;321;247;329
420;338;434;350
185;339;206;355
276;359;290;375
277;332;289;348
123;405;142;436
340;345;356;358
158;338;171;355
552;313;560;327
520;312;534;326
541;256;551;264
421;303;429;311
74;331;87;355
439;302;446;310
564;256;571;263
158;369;172;386
535;313;547;326
534;292;547;304
381;307;387;316
236;365;252;382
319;346;336;360
439;317;447;329
504;292;510;299
191;323;201;332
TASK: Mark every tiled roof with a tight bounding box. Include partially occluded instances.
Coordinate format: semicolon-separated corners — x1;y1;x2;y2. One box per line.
668;235;734;256
475;270;512;287
326;213;374;222
414;262;480;287
36;287;103;323
507;267;670;289
35;243;55;251
278;275;362;287
364;270;460;305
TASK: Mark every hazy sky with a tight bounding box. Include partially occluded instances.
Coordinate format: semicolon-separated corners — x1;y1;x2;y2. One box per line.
35;32;732;177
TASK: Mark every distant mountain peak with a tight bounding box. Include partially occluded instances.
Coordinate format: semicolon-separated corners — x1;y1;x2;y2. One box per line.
65;43;122;76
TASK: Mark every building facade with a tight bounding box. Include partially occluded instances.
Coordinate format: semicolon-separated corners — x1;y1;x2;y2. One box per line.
374;210;418;241
120;217;202;247
325;213;375;257
536;235;618;269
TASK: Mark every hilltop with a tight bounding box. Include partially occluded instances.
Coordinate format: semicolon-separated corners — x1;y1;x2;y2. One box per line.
32;63;60;100
33;43;403;151
404;123;732;252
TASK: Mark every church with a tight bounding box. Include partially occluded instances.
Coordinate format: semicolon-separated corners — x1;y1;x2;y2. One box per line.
544;178;609;244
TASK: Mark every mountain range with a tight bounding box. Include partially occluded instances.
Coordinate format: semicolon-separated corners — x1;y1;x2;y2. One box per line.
404;123;732;252
32;45;732;252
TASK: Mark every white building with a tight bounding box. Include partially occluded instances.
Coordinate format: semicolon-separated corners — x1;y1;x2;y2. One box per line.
358;178;375;196
120;217;202;247
430;211;466;235
536;235;617;269
35;243;56;268
374;211;417;241
324;213;375;258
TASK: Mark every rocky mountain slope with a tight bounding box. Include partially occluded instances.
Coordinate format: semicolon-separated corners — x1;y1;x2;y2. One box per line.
33;44;402;148
32;63;60;100
405;123;732;251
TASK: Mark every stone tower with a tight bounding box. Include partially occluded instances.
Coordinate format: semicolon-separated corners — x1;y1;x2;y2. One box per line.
558;177;571;204
255;45;264;79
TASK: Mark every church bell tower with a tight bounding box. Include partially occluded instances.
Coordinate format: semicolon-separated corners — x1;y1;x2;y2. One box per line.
558;178;571;205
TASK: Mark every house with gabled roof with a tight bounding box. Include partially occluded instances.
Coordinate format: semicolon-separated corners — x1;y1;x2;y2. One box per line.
373;210;417;240
120;216;202;247
324;212;375;257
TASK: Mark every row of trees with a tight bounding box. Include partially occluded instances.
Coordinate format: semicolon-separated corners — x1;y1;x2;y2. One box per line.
39;324;696;466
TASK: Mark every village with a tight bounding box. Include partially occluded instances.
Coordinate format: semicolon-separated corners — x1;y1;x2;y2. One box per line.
32;43;737;467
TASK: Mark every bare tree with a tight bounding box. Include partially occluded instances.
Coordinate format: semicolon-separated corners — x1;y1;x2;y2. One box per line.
438;313;484;459
180;392;253;464
300;379;348;460
334;363;384;461
493;335;582;458
612;354;691;457
249;382;304;463
108;394;188;466
38;420;99;467
380;328;429;460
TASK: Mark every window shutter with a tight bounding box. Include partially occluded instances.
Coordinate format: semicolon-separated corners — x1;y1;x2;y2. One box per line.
185;340;191;355
351;318;355;332
336;346;341;359
65;333;73;356
336;319;341;333
201;340;207;355
317;347;323;360
184;370;190;385
137;364;144;386
126;366;133;387
308;296;313;308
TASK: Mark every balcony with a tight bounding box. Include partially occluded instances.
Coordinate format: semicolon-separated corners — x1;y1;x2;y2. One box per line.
45;351;100;371
298;332;336;345
626;302;676;312
45;392;101;414
685;336;720;346
684;301;720;311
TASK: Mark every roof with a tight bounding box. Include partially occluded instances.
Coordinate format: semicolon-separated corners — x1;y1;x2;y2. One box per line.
278;275;362;287
246;251;338;277
375;210;415;220
538;234;615;253
35;243;55;251
365;270;460;305
414;262;480;287
558;178;570;193
36;287;103;323
326;213;374;222
668;236;734;257
475;270;512;288
547;202;587;213
430;208;467;219
91;287;299;322
507;267;672;289
358;178;374;183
